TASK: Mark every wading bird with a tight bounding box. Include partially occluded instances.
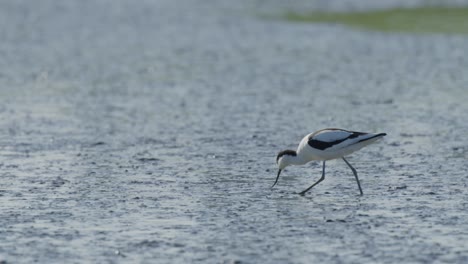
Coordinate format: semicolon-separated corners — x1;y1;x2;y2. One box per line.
272;128;386;195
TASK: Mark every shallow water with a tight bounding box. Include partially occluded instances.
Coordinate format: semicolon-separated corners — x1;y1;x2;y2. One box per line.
1;0;468;263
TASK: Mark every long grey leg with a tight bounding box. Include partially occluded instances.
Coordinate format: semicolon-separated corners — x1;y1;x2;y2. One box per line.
299;161;326;195
342;157;363;196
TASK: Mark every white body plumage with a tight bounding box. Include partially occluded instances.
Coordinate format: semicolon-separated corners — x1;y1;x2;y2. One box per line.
298;129;386;161
277;128;386;169
273;128;387;195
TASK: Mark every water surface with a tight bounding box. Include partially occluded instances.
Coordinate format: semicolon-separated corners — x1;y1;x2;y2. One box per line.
1;0;468;263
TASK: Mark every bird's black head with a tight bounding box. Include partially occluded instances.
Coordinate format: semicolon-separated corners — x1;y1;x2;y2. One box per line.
272;149;297;189
276;149;297;164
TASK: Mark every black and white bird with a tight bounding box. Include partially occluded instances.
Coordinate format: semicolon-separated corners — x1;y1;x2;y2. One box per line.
272;128;387;195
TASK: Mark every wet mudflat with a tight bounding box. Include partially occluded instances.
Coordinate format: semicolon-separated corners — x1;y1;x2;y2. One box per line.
1;0;468;263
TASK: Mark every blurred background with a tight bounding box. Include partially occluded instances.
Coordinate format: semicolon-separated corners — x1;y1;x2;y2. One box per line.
1;0;468;263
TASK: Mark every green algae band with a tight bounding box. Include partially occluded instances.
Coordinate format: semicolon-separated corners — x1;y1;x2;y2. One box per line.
284;7;468;34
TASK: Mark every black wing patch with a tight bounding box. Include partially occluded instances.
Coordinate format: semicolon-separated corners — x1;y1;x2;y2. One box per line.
357;133;387;143
348;132;366;139
308;131;368;150
308;138;348;150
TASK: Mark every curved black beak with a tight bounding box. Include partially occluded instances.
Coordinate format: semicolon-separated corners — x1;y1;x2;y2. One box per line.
271;169;282;189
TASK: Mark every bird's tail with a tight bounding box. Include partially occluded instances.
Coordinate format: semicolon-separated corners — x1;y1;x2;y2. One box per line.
358;133;387;143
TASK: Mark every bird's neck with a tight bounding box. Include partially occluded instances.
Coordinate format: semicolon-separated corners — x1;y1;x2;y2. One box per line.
285;153;308;166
